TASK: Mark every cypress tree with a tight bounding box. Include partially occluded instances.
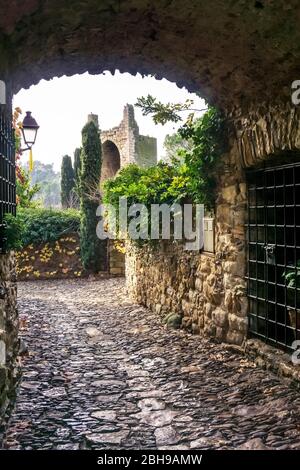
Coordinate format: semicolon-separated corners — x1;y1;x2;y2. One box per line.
79;121;107;272
74;147;81;183
61;155;75;208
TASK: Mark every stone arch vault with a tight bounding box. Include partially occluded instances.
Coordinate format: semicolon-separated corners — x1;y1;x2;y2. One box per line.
1;0;300;118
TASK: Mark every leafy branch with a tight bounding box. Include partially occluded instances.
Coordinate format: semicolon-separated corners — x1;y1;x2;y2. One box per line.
135;94;208;125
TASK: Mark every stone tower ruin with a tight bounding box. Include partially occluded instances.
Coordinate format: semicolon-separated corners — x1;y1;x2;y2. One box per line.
88;104;157;183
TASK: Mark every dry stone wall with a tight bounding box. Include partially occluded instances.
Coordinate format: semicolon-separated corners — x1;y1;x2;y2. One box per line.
0;253;18;425
126;101;300;348
87;102;300;350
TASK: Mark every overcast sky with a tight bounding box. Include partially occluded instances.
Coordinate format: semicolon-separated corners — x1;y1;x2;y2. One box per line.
14;71;205;172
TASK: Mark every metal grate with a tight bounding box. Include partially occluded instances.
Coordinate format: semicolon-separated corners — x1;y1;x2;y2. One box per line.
246;162;300;351
0;103;16;253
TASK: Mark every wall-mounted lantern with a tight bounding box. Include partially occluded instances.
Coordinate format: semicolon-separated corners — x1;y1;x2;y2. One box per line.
21;111;39;152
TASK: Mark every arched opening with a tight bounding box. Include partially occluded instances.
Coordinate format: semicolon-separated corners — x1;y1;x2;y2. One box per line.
101;140;121;184
2;0;300;452
2;1;298;110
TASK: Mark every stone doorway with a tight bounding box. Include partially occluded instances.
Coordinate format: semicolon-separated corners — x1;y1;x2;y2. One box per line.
246;161;300;351
101;140;121;184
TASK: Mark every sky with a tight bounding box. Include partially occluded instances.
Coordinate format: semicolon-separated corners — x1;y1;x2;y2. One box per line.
14;71;205;172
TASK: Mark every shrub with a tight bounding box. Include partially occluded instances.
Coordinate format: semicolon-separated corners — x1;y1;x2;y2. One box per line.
3;213;25;251
5;208;81;249
103;162;188;210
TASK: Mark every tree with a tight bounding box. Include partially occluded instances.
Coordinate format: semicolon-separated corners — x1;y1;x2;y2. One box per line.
23;160;61;207
16;166;41;208
163;132;193;163
61;155;75;208
72;147;82;208
79;121;107;272
74;148;81;182
135;94;207;125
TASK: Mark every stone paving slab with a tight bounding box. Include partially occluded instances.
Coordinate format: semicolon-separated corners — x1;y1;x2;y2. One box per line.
2;278;300;450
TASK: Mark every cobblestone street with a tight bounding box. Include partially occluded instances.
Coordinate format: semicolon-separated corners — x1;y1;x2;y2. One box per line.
2;278;300;450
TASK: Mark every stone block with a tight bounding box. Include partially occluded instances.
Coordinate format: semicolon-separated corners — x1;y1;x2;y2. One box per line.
212;307;228;327
221;185;237;204
228;314;248;333
226;330;245;346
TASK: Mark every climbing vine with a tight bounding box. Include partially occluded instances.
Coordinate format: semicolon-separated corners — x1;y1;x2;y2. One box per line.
178;106;228;209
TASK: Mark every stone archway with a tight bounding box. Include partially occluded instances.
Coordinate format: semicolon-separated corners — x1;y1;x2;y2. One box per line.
101;140;121;183
2;0;300;421
1;1;300;114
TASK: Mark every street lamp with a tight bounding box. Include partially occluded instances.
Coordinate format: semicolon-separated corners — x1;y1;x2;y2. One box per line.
21;111;39;151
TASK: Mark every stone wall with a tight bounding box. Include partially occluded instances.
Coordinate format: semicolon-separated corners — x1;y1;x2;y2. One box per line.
126;131;248;346
231;102;300;168
109;242;125;276
100;104;157;170
15;235;124;280
126;102;300;352
0;253;18;426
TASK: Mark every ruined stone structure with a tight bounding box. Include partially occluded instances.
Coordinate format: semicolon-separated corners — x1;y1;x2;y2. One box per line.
2;0;300;418
87;105;157;181
97;104;157;184
86;106;157;276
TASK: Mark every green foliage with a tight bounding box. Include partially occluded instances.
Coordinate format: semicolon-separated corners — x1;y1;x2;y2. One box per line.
135;97;228;209
135;94;203;125
104;107;228;214
79;121;106;272
61;155;75;208
71;148;82;208
3;208;80;249
23;160;61;207
104;163;187;209
3;213;25;251
16;166;41;208
163;132;193;163
103;163;189;243
283;261;300;288
179;107;228;209
74;147;82;182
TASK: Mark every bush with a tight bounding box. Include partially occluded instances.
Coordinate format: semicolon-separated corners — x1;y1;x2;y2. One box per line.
103;162;188;209
4;208;81;249
3;213;25;251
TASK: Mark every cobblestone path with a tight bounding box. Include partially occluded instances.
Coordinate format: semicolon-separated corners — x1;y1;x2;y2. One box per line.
2;278;300;450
